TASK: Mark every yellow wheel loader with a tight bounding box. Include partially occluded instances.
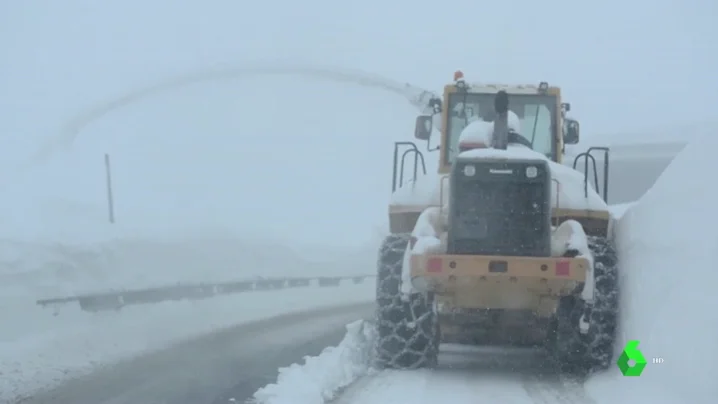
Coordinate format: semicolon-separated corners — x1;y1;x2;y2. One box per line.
374;71;619;375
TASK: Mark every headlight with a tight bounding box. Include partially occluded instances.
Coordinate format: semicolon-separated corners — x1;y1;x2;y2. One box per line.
463;164;476;177
526;166;538;178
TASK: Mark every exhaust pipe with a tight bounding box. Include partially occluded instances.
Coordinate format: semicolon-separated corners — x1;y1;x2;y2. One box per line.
491;90;509;150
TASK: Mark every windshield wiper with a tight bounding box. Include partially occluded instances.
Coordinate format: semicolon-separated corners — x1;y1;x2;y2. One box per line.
529;106;540;147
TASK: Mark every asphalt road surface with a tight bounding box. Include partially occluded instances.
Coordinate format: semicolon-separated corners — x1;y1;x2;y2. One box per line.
19;302;374;404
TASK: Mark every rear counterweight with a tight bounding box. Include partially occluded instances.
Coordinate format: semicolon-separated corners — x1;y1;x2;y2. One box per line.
447;158;552;257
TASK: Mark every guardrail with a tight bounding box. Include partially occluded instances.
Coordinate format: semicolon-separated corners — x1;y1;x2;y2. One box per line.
36;274;375;313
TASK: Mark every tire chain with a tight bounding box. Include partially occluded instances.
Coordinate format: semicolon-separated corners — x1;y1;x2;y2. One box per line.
584;236;619;369
374;234;438;369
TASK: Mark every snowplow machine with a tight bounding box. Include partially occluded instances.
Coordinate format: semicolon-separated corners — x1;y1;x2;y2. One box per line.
374;71;619;375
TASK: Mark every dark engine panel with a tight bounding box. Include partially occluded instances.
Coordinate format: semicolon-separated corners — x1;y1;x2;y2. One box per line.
446;158;552;257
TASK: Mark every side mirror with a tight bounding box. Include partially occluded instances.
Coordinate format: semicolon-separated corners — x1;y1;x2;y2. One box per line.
564;119;580;144
414;115;433;140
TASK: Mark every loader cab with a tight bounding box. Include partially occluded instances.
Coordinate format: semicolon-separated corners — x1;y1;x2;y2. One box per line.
390;72;611;239
393;74;582;192
393;72;606;206
413;73;580;175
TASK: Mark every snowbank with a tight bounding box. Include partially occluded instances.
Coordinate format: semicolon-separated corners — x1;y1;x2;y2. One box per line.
252;319;377;404
0;233;373;298
565;139;684;205
0;281;374;403
586;131;718;403
608;202;636;220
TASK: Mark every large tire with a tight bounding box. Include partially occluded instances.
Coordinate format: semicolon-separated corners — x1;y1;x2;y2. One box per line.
374;233;439;369
584;235;620;369
551;296;588;374
550;236;619;375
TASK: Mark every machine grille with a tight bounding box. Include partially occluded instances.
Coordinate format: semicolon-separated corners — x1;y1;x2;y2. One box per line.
448;162;551;257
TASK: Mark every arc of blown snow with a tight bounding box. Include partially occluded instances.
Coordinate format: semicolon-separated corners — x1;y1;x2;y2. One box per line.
31;64;440;165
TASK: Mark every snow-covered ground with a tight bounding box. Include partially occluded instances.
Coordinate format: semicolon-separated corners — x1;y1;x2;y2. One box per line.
251;130;716;404
4;2;717;403
585;127;718;402
0;234;377;297
0;280;373;403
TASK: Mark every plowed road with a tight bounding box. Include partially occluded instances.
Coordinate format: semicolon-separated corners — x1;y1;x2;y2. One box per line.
335;345;595;404
19;303;373;404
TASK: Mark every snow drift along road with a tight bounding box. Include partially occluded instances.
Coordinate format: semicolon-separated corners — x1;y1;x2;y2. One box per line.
565;139;687;205
585;129;718;403
252;319;377;404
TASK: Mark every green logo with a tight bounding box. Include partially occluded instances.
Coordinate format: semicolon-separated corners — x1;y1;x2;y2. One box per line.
616;340;647;376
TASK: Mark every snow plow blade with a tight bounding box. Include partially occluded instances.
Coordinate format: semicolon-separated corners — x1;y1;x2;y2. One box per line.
410;254;588;311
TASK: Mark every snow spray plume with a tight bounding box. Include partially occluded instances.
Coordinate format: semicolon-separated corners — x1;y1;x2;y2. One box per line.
24;64;440;169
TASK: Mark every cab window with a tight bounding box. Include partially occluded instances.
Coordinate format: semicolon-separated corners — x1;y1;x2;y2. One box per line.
444;93;557;163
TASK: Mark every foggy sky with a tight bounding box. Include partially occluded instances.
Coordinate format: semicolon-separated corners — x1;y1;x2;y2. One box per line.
1;0;715;247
